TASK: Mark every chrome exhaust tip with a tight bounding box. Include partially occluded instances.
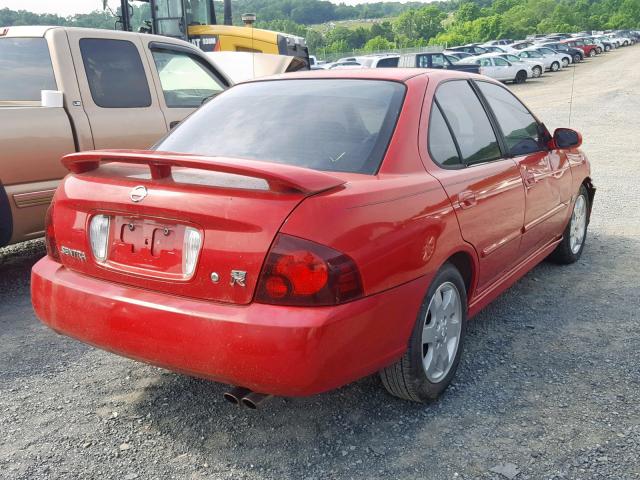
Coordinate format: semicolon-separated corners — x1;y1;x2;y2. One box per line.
223;386;251;405
241;392;271;409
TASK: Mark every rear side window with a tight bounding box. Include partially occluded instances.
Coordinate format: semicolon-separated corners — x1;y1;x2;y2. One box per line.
0;38;56;101
80;38;152;108
155;79;406;175
435;81;501;165
476;81;544;156
376;57;398;68
151;49;225;108
428;103;461;167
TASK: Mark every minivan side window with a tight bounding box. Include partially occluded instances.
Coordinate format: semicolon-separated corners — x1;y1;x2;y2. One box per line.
428;102;461;167
0;38;57;102
476;81;544;156
80;38;152;108
151;49;225;108
435;81;501;165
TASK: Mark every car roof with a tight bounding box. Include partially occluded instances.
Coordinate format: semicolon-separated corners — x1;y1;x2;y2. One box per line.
256;68;480;84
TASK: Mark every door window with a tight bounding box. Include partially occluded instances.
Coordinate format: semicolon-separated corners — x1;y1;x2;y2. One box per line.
0;38;57;102
80;38;152;108
151;49;225;108
431;54;446;68
479;58;492;67
435;81;501;165
428;103;461;167
494;57;509;66
476;81;544;156
417;55;429;68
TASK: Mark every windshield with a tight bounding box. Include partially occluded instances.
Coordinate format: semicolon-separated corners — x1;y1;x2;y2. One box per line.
155;79;406;175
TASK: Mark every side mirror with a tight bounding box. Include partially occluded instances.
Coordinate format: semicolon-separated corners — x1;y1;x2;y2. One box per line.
41;90;63;108
553;127;582;149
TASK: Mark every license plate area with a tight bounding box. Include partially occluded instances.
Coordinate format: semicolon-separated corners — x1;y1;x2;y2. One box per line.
104;216;192;280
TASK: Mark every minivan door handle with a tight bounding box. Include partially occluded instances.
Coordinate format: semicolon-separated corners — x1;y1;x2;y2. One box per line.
458;191;477;209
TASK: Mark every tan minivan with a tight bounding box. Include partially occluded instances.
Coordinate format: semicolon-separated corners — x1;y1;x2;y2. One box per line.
0;26;232;248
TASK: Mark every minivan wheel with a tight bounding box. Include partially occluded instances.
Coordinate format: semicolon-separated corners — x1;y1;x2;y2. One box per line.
532;65;542;78
549;184;590;264
551;61;560;71
379;263;467;402
515;70;527;83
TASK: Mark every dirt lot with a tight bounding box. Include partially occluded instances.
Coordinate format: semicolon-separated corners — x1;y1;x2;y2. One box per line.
1;46;639;480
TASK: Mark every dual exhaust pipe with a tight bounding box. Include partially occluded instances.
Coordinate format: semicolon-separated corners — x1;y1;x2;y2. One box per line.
223;386;271;409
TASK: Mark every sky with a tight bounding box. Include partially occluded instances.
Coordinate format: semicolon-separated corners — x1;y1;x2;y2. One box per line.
0;0;433;17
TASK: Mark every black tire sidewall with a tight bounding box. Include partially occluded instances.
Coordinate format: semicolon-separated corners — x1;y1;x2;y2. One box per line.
405;264;468;400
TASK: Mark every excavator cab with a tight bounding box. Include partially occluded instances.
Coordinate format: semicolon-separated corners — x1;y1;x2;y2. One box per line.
117;0;310;67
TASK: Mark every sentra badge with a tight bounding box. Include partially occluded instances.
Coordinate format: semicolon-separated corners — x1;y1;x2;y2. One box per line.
60;246;87;262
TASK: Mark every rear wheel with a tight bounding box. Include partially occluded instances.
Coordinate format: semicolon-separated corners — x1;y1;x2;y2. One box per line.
515;70;527;84
604;45;611;52
573;53;582;63
589;49;597;57
380;263;467;402
532;65;542;78
550;61;560;72
562;57;570;67
596;47;603;54
549;184;590;264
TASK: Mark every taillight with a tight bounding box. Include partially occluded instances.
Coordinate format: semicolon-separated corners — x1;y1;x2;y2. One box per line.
182;227;202;277
256;234;363;306
89;214;110;262
44;203;60;261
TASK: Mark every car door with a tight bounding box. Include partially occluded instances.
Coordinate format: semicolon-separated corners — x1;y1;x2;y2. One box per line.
492;57;513;80
424;80;526;291
474;80;573;259
67;30;168;150
143;42;228;130
479;57;496;78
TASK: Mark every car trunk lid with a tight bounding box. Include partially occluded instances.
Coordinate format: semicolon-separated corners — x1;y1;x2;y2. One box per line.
53;150;346;304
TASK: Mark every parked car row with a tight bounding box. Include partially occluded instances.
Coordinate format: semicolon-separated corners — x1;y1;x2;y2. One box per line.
312;29;639;86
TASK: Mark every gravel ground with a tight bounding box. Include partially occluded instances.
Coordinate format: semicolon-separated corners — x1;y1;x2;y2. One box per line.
1;46;639;480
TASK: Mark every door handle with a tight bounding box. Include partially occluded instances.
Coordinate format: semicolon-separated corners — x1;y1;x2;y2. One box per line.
458;191;477;209
522;168;536;188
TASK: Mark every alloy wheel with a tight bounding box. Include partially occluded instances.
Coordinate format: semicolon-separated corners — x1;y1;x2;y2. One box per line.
532;66;542;78
570;194;588;254
421;282;463;383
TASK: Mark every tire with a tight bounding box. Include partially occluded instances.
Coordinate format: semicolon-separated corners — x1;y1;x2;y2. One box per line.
589;49;597;57
379;263;467;402
550;61;560;72
515;70;527;84
604;45;611;52
596;47;603;54
549;184;590;264
562;57;570;68
573;53;582;63
532;65;542;78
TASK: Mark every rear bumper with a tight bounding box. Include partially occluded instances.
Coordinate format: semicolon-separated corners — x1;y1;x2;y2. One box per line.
32;257;428;397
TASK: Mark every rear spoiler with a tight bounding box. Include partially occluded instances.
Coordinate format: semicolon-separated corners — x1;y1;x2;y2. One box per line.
62;150;346;195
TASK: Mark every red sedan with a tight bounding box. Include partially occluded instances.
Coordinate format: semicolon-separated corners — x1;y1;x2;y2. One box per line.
32;69;594;405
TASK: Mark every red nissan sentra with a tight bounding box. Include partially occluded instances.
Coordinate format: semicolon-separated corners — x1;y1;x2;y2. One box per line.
32;69;594;405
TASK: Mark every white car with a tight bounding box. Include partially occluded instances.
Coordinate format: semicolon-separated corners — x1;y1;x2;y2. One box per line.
518;49;561;72
533;46;572;67
481;44;519;54
352;55;400;68
458;55;531;83
497;53;545;78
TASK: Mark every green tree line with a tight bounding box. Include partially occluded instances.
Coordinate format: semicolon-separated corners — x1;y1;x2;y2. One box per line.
1;0;639;57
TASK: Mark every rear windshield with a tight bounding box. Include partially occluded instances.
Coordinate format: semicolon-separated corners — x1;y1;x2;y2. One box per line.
0;38;56;101
155;79;405;175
